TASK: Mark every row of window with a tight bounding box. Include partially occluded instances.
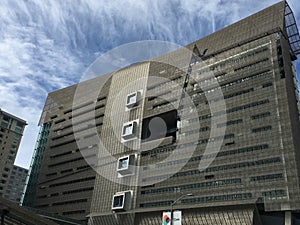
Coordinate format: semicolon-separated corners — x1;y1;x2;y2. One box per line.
62;210;86;216
153;99;177;110
203;133;234;145
52;198;87;206
49;154;95;168
142;157;281;183
148;90;172;101
144;192;261;208
62;97;106;116
49;176;95;188
193;69;271;98
262;189;286;198
209;46;269;72
129;67;270;118
48;156;84;168
190;99;269;123
54;104;105;125
64;101;95;115
54;118;66;125
217;119;243;128
207;88;255;105
197;46;269;76
250;173;283;182
252;126;272;133
50;123;103;149
62;187;94;195
50;139;76;149
262;82;273;88
37;187;94;199
50;150;74;159
142;135;268;160
140;192;253;208
251;112;271;120
61;169;73;174
227;99;270;114
52;131;73;141
153;144;269;169
234;58;269;72
183;193;253;204
141;178;241;195
147;74;184;91
179;126;210;137
141;145;176;157
72;104;105;119
0;123;23;133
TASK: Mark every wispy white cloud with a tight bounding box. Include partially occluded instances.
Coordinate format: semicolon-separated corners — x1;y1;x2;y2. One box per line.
0;0;299;168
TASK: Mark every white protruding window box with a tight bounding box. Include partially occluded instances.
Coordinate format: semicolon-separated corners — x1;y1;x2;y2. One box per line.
117;154;136;177
121;120;138;141
125;90;142;110
112;191;132;211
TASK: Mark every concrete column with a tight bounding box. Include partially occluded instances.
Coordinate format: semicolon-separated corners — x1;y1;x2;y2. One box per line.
285;211;292;225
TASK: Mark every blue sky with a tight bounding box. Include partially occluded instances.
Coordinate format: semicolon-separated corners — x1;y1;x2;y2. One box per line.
0;0;299;169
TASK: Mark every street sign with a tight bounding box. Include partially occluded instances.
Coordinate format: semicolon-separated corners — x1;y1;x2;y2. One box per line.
162;211;182;225
162;212;171;225
173;211;182;225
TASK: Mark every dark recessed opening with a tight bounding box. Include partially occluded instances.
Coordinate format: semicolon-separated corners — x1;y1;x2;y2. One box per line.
113;196;123;207
141;110;177;142
205;175;215;180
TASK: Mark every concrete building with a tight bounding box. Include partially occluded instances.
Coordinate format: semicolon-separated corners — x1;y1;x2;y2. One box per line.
23;1;300;224
0;109;26;198
22;79;111;222
3;165;28;203
0;196;58;225
0;196;86;225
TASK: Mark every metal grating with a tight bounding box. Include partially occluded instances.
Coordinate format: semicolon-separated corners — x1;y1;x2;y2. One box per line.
285;2;300;55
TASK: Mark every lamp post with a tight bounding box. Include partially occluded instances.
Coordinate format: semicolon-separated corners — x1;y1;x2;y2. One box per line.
170;193;193;225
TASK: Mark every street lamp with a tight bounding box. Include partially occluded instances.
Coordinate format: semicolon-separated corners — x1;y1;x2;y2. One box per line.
170;193;193;225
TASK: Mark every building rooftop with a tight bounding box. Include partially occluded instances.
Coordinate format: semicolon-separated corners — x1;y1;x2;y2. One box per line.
0;108;27;125
185;1;300;57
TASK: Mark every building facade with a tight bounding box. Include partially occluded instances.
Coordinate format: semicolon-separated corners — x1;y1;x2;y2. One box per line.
0;109;26;198
22;77;112;222
3;165;28;203
23;1;300;224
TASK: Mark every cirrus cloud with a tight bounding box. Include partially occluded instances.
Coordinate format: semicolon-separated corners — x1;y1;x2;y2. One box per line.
0;0;299;168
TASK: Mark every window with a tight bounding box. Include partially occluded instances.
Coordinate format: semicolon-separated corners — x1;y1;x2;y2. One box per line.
62;187;93;195
119;158;129;170
126;91;142;109
124;124;134;135
7;155;14;161
49;176;95;187
63;210;85;215
122;120;138;140
252;126;272;133
1;121;8;128
112;195;124;209
251;112;271;120
262;82;272;88
142;157;281;183
117;155;136;176
15;126;23;133
52;199;87;206
112;191;132;211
